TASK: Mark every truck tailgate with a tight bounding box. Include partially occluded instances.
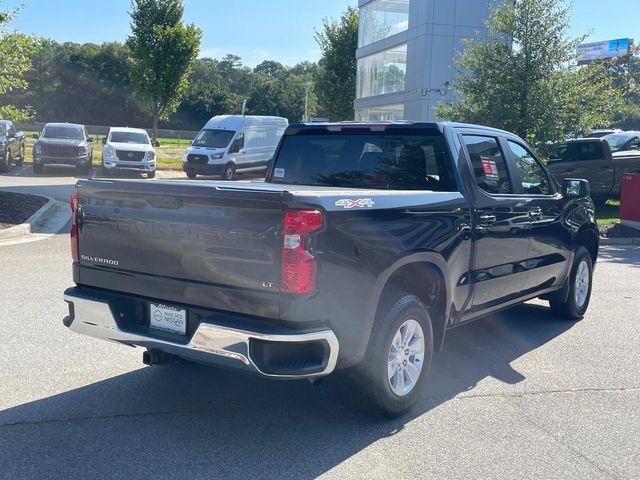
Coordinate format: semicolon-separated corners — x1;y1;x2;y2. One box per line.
76;180;285;297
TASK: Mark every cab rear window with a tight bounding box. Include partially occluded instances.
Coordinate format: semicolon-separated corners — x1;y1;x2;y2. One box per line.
271;132;456;191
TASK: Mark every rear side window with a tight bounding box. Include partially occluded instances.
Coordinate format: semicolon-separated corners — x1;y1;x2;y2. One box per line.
577;142;604;160
271;132;456;191
462;135;512;195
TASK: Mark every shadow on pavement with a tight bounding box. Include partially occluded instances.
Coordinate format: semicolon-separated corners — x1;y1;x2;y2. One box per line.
598;245;640;267
0;303;574;479
13;164;96;179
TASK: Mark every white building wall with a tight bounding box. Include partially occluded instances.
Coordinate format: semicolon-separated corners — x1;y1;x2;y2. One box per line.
355;0;497;122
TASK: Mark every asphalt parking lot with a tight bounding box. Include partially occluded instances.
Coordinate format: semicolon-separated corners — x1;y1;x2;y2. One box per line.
1;168;639;479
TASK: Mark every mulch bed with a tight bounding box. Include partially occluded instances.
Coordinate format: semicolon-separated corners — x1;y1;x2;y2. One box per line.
598;223;640;239
0;192;48;229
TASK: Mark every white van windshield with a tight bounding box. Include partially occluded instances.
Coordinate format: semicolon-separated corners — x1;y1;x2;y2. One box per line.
192;129;235;148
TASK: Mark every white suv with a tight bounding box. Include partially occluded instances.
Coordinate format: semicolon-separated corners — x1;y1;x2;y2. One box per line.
102;127;158;178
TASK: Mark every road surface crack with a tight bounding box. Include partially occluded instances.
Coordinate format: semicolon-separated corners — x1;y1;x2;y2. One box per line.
455;386;639;400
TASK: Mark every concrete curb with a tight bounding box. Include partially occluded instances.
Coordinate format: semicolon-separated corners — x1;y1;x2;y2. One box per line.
600;237;640;246
0;195;57;240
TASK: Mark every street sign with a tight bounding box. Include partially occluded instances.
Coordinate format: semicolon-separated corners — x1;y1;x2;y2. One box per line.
577;38;631;64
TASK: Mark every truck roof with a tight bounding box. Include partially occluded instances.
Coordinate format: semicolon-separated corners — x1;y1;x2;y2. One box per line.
286;121;514;137
44;122;84;129
108;127;149;135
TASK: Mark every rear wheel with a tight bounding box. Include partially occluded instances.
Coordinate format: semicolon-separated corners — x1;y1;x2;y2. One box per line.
549;246;593;320
33;161;44;174
0;150;10;172
15;145;24;166
345;294;433;418
223;163;235;181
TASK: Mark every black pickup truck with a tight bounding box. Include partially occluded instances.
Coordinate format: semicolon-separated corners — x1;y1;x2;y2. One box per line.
63;122;599;417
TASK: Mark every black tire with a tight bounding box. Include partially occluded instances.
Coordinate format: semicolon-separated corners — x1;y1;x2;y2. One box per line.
101;166;111;177
15;145;24;166
186;171;197;179
33;161;44;174
0;150;10;172
147;170;156;178
345;294;433;418
549;246;593;320
223;163;235;181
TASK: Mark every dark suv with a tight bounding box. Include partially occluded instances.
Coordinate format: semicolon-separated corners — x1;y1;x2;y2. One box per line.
0;120;26;172
33;123;94;174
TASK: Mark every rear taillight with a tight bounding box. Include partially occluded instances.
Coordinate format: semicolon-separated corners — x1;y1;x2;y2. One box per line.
281;210;323;295
70;192;79;262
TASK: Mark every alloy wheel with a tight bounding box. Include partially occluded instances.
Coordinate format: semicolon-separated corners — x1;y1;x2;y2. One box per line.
387;319;425;397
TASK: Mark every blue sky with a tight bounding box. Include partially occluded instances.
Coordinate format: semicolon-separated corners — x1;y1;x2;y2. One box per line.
3;0;639;67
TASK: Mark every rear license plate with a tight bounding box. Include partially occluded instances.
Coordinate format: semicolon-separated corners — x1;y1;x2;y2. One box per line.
149;303;187;335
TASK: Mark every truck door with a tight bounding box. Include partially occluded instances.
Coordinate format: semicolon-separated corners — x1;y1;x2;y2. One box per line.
503;139;570;293
459;134;530;313
548;141;613;195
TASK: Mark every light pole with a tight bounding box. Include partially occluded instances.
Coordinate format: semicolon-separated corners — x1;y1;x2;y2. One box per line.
303;81;313;123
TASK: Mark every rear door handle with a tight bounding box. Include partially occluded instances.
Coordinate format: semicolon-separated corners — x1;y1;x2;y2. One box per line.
478;213;496;226
529;209;544;221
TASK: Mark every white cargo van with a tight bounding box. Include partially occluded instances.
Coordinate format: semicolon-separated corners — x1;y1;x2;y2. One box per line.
183;115;288;180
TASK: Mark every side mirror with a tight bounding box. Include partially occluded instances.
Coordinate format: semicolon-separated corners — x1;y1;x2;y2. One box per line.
87;137;95;143
32;133;39;139
563;178;590;198
102;137;107;145
8;132;16;138
154;140;160;147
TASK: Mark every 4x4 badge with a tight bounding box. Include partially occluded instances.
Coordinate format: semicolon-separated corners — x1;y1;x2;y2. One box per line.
335;198;375;209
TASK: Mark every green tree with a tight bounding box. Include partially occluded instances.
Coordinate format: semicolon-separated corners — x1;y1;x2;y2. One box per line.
608;46;640;130
126;0;201;139
0;6;38;121
437;0;620;149
315;7;358;121
248;64;317;122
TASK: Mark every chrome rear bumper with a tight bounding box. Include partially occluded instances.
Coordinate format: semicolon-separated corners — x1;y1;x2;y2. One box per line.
63;289;339;379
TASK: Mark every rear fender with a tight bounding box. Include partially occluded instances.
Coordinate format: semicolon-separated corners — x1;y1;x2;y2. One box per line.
365;253;451;354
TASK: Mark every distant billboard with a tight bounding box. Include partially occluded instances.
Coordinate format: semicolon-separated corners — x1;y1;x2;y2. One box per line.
577;38;631;65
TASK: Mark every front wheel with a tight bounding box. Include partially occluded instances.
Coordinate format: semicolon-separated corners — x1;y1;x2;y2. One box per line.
147;170;156;179
0;150;11;172
185;170;197;179
346;294;433;418
549;246;593;320
223;163;235;181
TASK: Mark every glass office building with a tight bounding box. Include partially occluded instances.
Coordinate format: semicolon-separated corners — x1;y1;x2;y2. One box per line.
355;0;499;122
